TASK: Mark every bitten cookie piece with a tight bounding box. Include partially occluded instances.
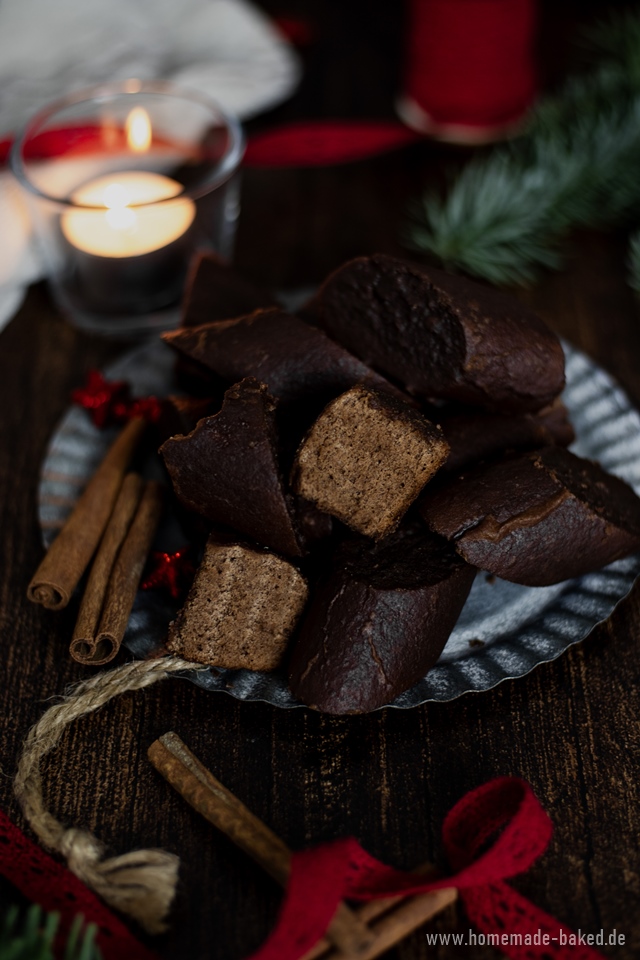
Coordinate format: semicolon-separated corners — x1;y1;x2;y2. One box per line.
420;446;640;586
288;526;475;714
160;378;303;557
307;254;565;412
153;395;215;446
164;307;405;408
168;537;308;671
292;385;449;539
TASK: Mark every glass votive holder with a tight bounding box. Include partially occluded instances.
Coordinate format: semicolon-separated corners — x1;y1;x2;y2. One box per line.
11;79;245;337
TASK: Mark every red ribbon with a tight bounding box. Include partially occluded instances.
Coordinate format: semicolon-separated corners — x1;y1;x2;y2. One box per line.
244;121;420;167
0;781;608;960
248;778;606;960
0;809;159;960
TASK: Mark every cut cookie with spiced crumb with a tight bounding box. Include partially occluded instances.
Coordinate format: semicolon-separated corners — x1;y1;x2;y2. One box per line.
167;536;308;671
291;385;449;540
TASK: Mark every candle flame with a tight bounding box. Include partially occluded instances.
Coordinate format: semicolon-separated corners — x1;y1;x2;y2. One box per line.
103;182;136;230
125;107;152;153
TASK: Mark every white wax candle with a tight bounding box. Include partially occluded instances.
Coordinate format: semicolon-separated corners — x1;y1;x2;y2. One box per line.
61;171;196;258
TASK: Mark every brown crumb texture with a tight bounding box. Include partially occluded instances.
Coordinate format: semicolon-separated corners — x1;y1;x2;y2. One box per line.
292;385;449;539
167;539;308;671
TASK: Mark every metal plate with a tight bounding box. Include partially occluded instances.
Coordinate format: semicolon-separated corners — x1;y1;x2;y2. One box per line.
39;341;640;709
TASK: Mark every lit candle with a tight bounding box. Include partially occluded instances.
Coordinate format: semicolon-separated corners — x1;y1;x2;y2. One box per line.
61;171;195;259
58;108;197;320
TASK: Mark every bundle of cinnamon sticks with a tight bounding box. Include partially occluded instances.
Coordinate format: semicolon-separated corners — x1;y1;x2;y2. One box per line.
29;418;164;665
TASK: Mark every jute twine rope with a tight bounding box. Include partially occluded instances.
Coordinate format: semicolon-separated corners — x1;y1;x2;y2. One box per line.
14;655;206;934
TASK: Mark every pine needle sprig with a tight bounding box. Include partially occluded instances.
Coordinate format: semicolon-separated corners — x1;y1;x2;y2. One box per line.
406;11;640;285
579;11;640;83
0;905;101;960
406;154;569;285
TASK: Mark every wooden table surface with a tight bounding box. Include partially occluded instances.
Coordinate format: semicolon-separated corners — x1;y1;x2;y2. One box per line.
1;1;639;957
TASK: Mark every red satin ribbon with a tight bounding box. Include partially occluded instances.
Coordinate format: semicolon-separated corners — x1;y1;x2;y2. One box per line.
248;778;606;960
0;809;159;960
243;121;420;167
0;121;419;171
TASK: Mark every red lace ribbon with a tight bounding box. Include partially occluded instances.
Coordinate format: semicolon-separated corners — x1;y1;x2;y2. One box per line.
248;778;606;960
0;809;159;960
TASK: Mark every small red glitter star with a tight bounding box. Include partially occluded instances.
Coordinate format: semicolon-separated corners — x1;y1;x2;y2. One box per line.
72;370;162;428
141;548;196;601
71;370;131;428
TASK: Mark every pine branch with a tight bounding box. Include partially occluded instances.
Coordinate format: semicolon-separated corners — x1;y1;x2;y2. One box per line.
579;11;640;83
0;906;101;960
406;12;640;285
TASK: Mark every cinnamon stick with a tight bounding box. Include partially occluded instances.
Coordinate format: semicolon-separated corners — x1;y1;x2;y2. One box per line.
69;473;144;665
28;418;146;610
299;870;457;960
148;732;376;957
91;480;164;664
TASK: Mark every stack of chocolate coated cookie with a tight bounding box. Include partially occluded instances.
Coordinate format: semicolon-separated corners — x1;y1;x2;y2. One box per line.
156;252;640;714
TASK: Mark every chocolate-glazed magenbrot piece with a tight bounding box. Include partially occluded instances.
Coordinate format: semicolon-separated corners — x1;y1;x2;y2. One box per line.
307;254;565;413
164;307;406;408
420;447;640;586
160;378;303;557
168;536;308;671
440;402;574;473
291;384;450;540
288;527;475;714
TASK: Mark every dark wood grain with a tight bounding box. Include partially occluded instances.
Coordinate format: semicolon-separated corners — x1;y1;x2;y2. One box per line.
2;1;640;958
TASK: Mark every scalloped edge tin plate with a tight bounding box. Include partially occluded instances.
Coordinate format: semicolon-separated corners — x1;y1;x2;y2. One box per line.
39;341;640;708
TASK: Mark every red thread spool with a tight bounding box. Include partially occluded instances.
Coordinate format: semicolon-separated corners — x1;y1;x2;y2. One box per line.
398;0;538;143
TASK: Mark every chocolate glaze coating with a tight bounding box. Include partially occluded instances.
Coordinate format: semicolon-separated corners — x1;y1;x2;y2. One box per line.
160;378;303;557
181;251;276;327
288;527;475;714
163;307;406;408
307;254;565;412
439;401;574;473
420;447;640;585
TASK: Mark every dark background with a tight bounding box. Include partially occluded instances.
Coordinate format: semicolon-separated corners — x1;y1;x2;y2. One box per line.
1;1;640;958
